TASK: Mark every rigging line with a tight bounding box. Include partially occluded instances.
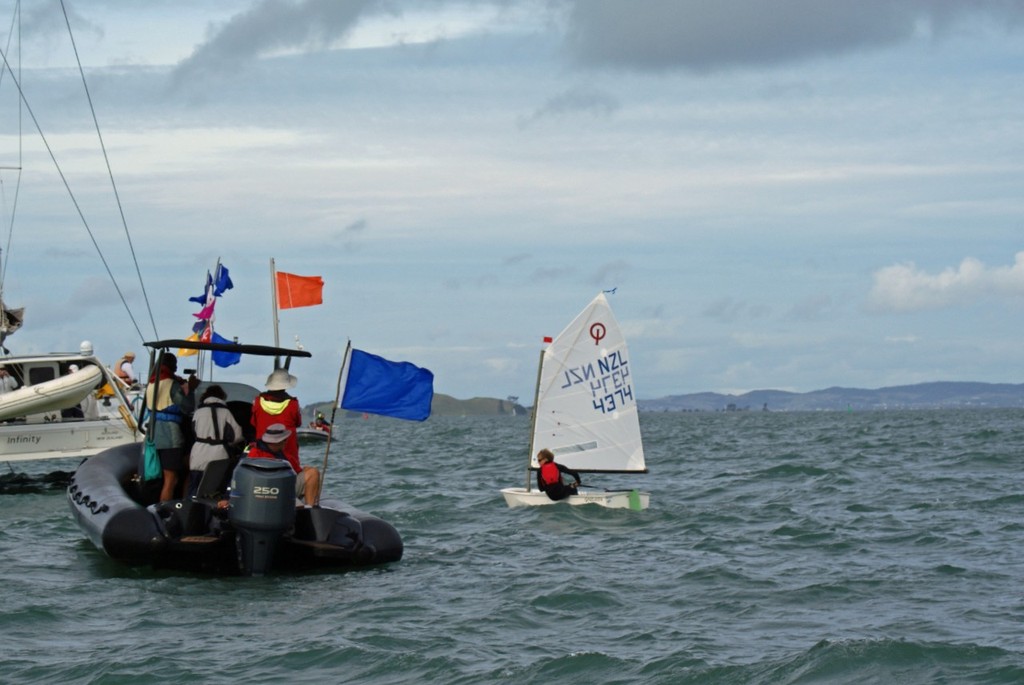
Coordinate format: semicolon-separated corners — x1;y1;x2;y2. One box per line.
0;163;21;292
59;0;158;341
0;1;21;292
0;46;146;344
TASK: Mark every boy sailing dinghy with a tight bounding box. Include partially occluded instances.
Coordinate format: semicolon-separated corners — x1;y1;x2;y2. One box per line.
501;292;649;510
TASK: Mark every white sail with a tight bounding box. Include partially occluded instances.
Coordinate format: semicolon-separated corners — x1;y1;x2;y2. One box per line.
530;292;645;473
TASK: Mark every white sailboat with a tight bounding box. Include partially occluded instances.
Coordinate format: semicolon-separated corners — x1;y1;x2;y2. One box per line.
0;342;141;463
500;292;650;510
0;5;143;464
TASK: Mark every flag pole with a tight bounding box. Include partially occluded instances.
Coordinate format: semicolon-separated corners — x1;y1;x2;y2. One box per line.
316;340;351;506
525;346;545;492
199;256;222;381
269;257;280;349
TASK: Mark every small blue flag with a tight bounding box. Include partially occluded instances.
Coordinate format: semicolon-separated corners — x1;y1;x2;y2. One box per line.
341;349;434;421
213;264;233;296
210;331;241;368
189;271;213;304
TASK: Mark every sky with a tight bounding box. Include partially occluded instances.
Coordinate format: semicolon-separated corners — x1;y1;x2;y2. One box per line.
0;0;1022;404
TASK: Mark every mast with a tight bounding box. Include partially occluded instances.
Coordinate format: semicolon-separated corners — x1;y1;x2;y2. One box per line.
524;347;545;492
269;257;280;348
196;256;221;380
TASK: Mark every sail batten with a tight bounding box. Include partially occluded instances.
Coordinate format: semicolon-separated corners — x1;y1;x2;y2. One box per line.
530;293;646;473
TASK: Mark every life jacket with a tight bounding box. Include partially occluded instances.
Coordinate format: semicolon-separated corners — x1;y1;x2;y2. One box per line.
258;395;293;416
540;461;561;487
193;401;233;446
145;377;183;423
247;441;300;473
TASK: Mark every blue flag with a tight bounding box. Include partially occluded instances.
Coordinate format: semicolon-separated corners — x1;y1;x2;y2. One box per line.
188;264;233;302
189;271;213;304
213;264;233;296
341;349;434;421
210;331;241;368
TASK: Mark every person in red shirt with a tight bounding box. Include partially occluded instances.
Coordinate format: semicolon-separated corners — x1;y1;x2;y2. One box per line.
247;423;321;505
536;448;581;501
250;368;302;468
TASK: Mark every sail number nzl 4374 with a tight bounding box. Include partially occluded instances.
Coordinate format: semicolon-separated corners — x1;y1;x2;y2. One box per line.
559;350;634;414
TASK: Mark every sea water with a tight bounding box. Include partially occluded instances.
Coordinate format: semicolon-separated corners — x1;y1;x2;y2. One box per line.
1;409;1023;684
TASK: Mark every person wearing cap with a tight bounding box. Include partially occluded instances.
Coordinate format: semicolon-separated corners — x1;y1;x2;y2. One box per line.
145;352;199;502
250;367;302;471
114;352;137;386
536;448;581;501
247;422;321;505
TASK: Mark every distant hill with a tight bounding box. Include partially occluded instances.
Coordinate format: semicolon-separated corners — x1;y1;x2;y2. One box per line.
429;395;527;416
303;393;526;420
639;381;1024;412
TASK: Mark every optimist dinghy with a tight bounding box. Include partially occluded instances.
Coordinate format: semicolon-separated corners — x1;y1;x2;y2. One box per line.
500;292;649;510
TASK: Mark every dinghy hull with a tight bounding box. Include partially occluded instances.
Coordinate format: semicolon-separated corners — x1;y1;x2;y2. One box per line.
0;365;104;420
500;486;649;510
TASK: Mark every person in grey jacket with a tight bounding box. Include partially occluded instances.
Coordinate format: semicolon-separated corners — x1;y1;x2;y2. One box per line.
188;384;244;497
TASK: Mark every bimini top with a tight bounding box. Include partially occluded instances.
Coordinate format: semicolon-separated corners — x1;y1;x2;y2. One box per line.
143;339;312;359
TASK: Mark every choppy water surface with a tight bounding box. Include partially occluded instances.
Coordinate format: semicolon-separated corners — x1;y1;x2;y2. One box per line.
2;410;1023;684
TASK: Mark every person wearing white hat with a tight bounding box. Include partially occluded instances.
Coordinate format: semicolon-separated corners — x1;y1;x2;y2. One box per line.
250;367;302;473
247;422;320;505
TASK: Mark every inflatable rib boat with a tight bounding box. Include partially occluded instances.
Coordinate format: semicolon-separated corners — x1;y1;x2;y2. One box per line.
0;364;103;420
66;339;403;576
67;443;402;575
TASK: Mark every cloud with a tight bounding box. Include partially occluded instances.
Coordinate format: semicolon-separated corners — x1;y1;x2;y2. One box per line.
336;218;368;251
702;297;770;323
587;259;630;287
23;0;102;43
868;251;1024;313
531;264;574;281
517;86;621;129
502;252;532;266
170;0;378;86
562;0;1024;72
785;294;833;322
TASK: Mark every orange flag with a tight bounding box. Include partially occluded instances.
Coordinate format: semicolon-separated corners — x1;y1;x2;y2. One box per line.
276;271;324;309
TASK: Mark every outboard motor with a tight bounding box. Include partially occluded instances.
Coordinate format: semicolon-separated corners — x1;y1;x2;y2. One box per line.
228;458;296;576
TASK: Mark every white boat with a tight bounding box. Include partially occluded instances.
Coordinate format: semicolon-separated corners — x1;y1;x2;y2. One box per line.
0;342;142;463
295;426;331;443
0;10;145;466
0;364;102;420
500;292;649;510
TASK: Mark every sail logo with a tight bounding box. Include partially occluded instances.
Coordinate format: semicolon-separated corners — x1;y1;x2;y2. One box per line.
559;350;635;413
